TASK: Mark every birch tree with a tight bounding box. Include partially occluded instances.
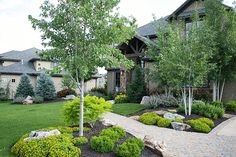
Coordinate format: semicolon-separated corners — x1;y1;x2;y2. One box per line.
204;0;236;102
29;0;135;136
149;18;215;115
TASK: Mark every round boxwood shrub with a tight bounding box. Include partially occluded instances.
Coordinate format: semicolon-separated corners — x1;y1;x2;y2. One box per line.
198;118;214;128
48;142;81;157
99;129;120;142
157;118;171;128
126;138;144;150
116;142;141;157
90;136;114;153
73;136;88;145
103;126;126;139
225;102;236;112
186;120;211;133
115;94;129;104
138;112;161;125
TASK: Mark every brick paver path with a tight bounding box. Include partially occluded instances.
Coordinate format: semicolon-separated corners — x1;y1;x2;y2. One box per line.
103;112;236;157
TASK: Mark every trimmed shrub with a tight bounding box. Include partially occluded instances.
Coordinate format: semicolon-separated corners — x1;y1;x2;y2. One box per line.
225;102;236;112
64;95;112;125
12;97;25;104
198;118;214;128
35;73;56;100
127;65;146;103
99;129;120;143
157;118;171;128
186;120;211;133
15;74;34;98
107;126;126;139
73;137;88;145
11;133;80;157
174;118;183;123
57;88;76;98
90;136;114;153
33;96;44;104
126;138;144;150
138;112;161;125
115;94;129;104
147;95;178;108
177;105;185;114
116;138;144;157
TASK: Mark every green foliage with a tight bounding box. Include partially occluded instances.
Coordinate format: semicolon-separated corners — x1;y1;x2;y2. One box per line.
157;118;171;128
177;105;185;114
138;112;161;125
126;138;144;150
73;137;88;145
57;88;77;98
35;73;56;100
193;89;212;102
39;126;90;134
12;97;25;104
174;118;183;123
63;95;112;125
90;136;114;153
99;126;126;142
115;94;129;104
15;74;34;98
116;137;144;157
91;87;107;96
197;118;214;128
11;133;80;157
192;102;224;119
61;74;77;89
33;96;44;104
225;102;236;112
127;66;146;103
0;80;10;100
186;120;211;133
211;101;224;108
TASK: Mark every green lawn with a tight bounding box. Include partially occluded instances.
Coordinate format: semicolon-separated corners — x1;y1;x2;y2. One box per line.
112;103;146;116
0;101;65;156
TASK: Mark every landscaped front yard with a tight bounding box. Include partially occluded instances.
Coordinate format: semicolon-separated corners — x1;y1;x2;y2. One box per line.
0;101;146;156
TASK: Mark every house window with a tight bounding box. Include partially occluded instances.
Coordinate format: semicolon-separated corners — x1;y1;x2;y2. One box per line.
185;22;192;37
115;72;120;88
12;79;15;83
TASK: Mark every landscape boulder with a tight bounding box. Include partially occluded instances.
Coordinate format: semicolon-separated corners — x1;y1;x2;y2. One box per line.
140;96;150;105
23;96;33;105
24;129;61;141
63;95;76;100
164;112;185;121
171;122;191;131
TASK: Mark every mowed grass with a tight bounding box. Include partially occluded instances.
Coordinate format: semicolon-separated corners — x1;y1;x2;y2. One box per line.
112;103;146;116
0;101;66;156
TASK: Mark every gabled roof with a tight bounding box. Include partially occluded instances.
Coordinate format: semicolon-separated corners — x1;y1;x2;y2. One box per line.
137;16;168;37
0;48;42;75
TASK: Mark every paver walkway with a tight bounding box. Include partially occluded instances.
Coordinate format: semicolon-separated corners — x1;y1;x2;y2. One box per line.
103;112;236;157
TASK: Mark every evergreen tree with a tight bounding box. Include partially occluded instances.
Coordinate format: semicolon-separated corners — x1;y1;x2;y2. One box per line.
127;65;146;103
35;73;56;100
15;74;34;98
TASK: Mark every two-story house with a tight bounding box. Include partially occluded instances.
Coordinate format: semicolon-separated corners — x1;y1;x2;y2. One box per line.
107;0;236;102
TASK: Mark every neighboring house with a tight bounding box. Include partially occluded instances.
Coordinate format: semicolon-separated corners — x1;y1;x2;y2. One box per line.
0;48;105;99
107;0;236;102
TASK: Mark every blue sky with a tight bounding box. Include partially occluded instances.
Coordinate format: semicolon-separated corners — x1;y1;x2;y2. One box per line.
0;0;234;53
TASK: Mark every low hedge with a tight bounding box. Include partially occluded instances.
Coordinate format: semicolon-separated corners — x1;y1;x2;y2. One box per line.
11;134;81;157
73;136;88;145
138;112;162;125
225;102;236;112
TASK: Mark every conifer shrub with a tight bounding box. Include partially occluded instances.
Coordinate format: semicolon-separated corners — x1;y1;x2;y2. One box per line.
138;112;161;125
35;73;56;100
15;74;34;98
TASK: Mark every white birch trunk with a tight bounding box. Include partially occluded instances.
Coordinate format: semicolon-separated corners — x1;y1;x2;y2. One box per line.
183;87;187;115
213;81;217;102
219;79;225;102
79;79;84;136
188;87;192;115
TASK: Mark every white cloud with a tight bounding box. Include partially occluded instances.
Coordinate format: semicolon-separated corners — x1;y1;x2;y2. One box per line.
0;0;235;53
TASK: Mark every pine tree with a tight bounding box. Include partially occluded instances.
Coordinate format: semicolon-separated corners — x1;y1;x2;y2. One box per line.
15;74;34;98
127;65;146;103
35;73;56;100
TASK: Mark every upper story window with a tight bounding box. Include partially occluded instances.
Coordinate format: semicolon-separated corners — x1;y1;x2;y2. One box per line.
12;79;15;83
185;20;203;37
